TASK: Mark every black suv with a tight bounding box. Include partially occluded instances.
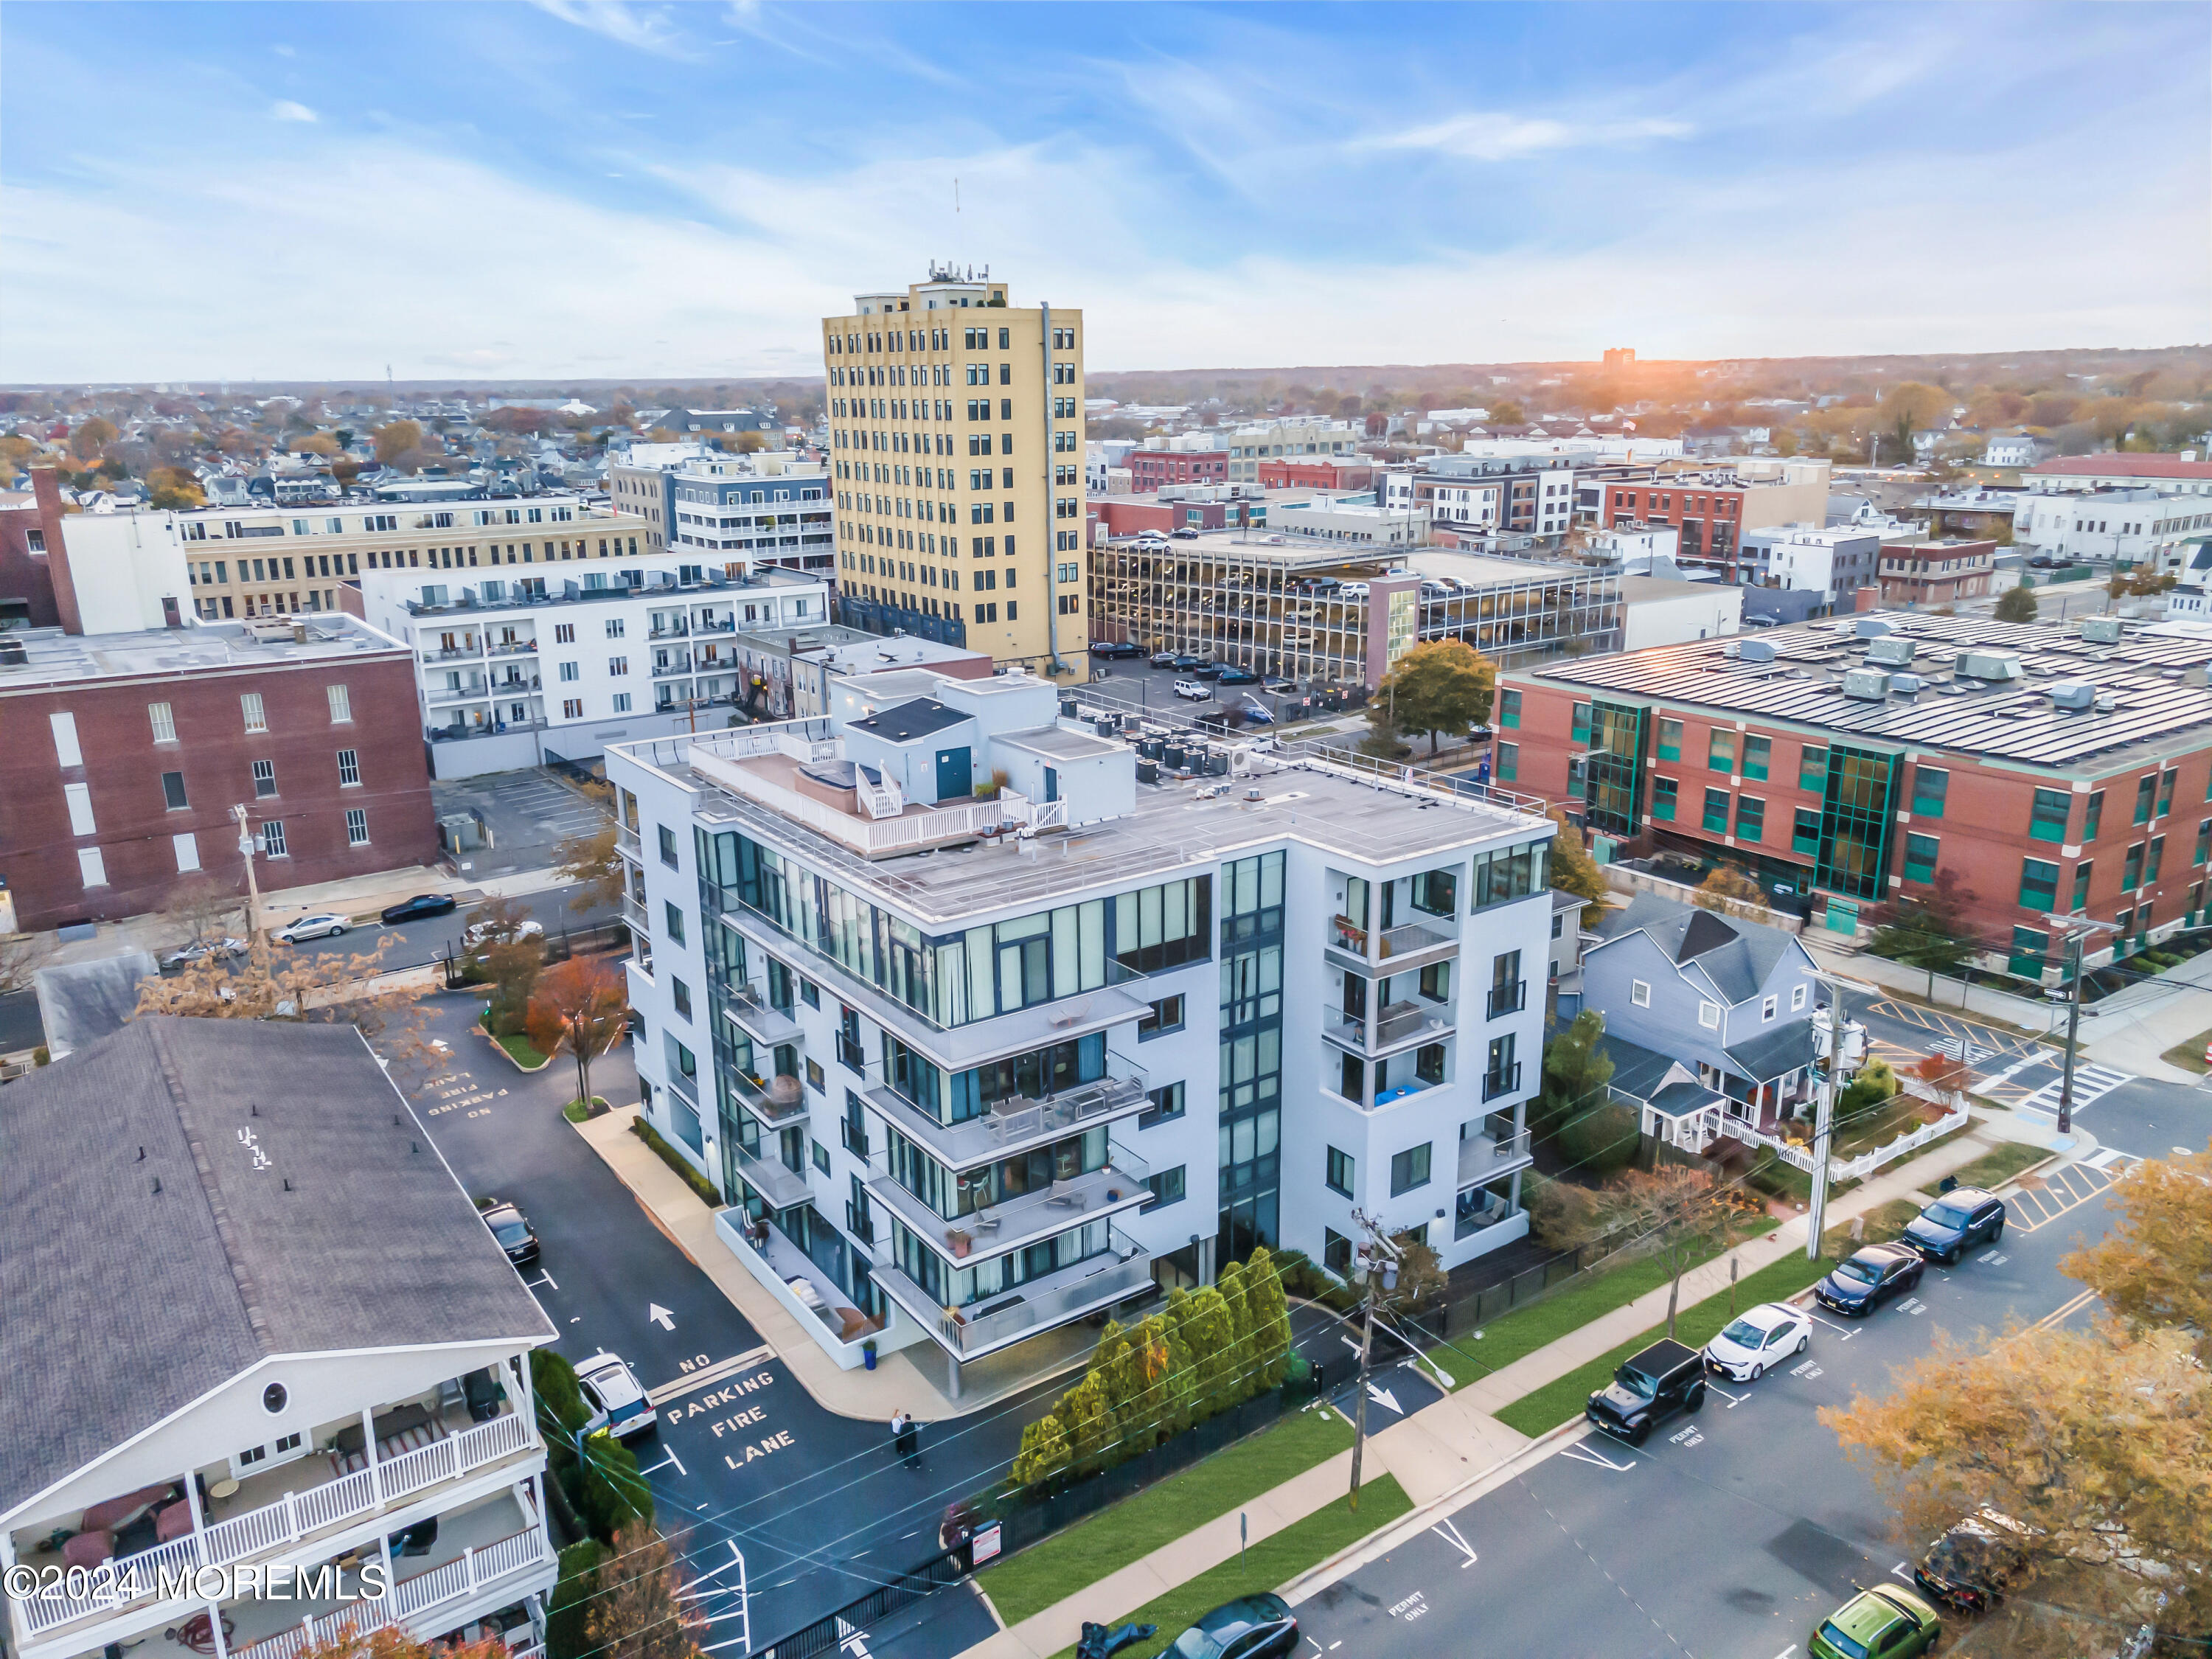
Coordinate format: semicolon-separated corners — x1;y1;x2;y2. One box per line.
1901;1187;2006;1264
1586;1338;1705;1444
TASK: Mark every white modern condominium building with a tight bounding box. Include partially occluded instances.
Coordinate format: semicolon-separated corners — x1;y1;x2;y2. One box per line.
605;670;1554;1401
355;552;830;778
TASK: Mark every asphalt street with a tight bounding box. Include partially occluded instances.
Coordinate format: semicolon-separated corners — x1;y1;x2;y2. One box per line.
1292;1168;2128;1659
380;995;1058;1653
267;882;622;973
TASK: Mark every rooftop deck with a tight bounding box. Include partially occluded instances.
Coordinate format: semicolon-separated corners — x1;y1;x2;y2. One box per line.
618;721;1548;927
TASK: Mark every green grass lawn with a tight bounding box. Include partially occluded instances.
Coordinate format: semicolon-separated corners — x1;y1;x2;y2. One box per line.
562;1096;608;1124
1041;1476;1412;1659
2159;1027;2212;1075
983;1405;1354;1628
1941;1141;2052;1192
1492;1249;1832;1437
1442;1217;1778;1392
1825;1198;1921;1256
497;1032;550;1068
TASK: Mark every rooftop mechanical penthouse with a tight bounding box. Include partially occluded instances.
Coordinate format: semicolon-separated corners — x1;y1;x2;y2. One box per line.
605;669;1558;1401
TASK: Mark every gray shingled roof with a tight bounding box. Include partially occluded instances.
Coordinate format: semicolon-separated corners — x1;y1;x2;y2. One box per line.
1725;1020;1818;1082
0;1018;554;1517
1597;891;1796;1005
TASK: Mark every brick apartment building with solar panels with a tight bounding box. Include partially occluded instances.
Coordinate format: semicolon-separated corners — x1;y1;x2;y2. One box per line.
1495;611;2212;982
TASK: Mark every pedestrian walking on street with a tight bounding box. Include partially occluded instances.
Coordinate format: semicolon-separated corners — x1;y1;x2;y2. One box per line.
891;1408;920;1469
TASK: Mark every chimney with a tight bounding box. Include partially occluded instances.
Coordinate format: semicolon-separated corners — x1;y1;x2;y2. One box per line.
31;467;85;635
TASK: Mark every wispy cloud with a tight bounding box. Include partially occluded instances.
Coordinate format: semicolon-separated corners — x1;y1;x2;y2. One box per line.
270;100;318;123
526;0;692;60
1363;111;1691;162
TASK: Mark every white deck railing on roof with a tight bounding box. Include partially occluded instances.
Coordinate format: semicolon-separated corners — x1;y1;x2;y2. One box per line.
689;745;1004;857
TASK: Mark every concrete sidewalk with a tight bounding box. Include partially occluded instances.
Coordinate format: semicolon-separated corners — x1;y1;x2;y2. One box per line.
961;1119;2049;1659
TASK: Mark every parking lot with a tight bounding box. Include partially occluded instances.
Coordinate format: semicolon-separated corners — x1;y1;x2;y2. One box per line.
1083;651;1363;728
429;768;610;877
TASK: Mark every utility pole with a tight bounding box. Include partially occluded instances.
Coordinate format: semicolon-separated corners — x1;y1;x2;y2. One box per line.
2045;914;2115;1139
1804;967;1872;1262
1345;1208;1400;1512
232;804;264;952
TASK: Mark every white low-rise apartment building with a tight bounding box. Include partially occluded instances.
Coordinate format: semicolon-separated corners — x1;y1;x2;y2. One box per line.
605;671;1553;1402
357;553;831;777
2012;487;2212;573
608;453;834;573
0;1020;558;1659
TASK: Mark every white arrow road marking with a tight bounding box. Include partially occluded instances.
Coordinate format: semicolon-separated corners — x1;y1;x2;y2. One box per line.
1433;1517;1478;1567
649;1303;676;1331
1367;1382;1402;1415
1560;1442;1637;1472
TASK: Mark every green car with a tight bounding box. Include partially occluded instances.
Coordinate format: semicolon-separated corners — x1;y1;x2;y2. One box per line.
1809;1585;1942;1659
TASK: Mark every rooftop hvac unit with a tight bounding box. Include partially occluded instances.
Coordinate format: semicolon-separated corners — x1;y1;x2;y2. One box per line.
2096;692;2118;712
2079;616;2123;644
1842;668;1891;700
1737;638;1777;664
1865;636;1917;667
1853;618;1894;638
2049;680;2097;712
1958;650;2025;682
1888;673;1924;695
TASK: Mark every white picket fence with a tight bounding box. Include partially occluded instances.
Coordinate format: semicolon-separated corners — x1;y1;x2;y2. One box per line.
1738;1103;1972;1184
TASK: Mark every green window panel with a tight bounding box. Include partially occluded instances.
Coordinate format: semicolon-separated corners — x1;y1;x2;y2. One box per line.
1792;807;1822;856
1570;700;1591;742
1736;795;1766;842
2146;835;2164;883
2019;858;2059;911
1799;745;1829;794
1815;745;1902;902
2008;925;2048;981
2072;861;2093;911
2195;818;2210;867
2028;788;2071;844
1910;764;1948;818
1652;777;1678;821
2157;770;2177;817
1904;833;1939;883
1657;718;1683;762
2122;844;2143;892
1499;688;1522;729
2134;773;2156;824
1703;787;1731;833
1584;700;1648;838
2081;790;2104;843
1708;728;1736;773
1742;734;1770;782
1495;741;1517;782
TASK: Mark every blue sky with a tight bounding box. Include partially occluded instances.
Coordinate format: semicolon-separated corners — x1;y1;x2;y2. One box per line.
2;1;2205;383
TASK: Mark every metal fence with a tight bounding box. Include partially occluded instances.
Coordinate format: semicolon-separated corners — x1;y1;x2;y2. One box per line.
755;1544;971;1659
1427;1222;1645;1337
985;1373;1324;1557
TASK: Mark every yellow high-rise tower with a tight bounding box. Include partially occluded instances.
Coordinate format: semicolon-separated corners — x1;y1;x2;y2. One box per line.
822;265;1087;675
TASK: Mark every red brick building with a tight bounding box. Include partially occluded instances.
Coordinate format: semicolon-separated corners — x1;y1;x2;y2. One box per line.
0;468;66;630
1256;457;1374;491
1087;493;1265;543
1877;537;1997;607
0;618;437;932
1494;612;2212;979
1128;446;1228;490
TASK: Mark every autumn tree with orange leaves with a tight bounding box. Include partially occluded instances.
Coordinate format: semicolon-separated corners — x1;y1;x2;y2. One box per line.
526;955;628;1113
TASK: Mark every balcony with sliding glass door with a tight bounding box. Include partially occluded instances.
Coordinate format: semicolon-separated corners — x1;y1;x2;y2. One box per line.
1318;958;1455;1060
1324;866;1463;978
1324;1036;1453;1111
863;1031;1151;1171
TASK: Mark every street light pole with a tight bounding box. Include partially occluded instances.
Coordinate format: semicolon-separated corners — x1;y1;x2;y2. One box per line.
2044;913;2115;1140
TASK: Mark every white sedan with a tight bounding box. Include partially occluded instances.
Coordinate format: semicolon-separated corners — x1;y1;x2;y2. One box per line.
463;917;545;950
274;913;349;944
1702;1301;1812;1382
